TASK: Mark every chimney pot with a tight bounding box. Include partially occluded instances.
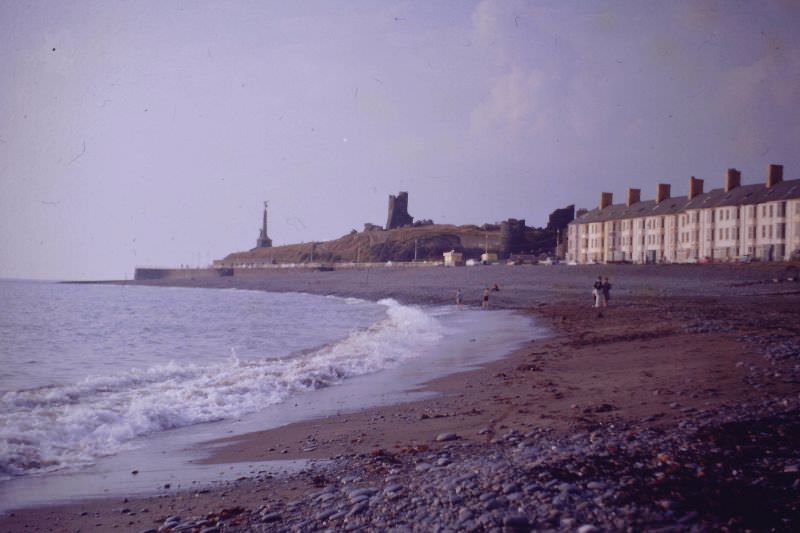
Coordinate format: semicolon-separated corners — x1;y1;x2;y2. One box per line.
626;188;641;206
767;164;783;187
599;192;613;210
725;168;741;192
688;176;704;200
656;183;671;203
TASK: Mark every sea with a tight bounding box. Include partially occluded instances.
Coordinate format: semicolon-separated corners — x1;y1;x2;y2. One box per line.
0;279;539;510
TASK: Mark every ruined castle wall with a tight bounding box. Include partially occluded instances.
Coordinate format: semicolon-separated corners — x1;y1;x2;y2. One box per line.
500;219;528;256
386;192;414;229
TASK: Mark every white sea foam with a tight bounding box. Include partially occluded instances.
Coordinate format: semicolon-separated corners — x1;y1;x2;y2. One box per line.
0;298;441;479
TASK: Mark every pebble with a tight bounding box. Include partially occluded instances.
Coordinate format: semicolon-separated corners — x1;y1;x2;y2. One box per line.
347;502;368;517
414;462;432;472
436;432;460;442
260;512;281;523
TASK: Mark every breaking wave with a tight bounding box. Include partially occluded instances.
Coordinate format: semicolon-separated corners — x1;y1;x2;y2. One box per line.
0;298;441;479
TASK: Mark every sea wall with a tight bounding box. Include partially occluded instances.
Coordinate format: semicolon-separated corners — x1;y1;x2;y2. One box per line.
134;267;233;281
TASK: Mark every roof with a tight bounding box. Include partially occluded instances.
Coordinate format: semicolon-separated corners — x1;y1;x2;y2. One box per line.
571;177;800;225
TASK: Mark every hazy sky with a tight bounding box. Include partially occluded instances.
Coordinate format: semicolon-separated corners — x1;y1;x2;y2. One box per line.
2;0;799;280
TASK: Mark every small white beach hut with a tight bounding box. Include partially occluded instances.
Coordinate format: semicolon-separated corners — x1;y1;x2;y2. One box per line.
443;250;464;267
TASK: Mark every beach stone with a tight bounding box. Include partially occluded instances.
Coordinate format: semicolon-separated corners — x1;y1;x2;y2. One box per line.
436;432;460;442
260;511;281;523
502;482;520;494
502;514;530;528
199;528;219;533
415;462;432;472
577;525;599;533
454;472;477;484
315;509;336;521
347;502;369;517
479;491;498;501
348;487;377;499
483;498;503;510
384;483;403;493
349;493;370;504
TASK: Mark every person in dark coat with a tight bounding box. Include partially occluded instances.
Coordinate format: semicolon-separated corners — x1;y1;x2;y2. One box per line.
601;277;611;307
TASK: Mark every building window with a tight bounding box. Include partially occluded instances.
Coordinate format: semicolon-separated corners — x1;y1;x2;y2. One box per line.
769;225;773;238
777;224;785;239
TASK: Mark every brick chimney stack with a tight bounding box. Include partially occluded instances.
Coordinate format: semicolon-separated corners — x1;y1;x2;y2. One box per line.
626;188;640;206
767;164;783;188
688;176;704;200
599;192;613;210
655;183;671;203
725;168;741;192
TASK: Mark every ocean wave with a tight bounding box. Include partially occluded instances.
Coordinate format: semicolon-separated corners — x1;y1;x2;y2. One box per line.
0;299;441;479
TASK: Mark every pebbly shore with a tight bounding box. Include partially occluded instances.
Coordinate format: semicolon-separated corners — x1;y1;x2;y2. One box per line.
4;263;800;532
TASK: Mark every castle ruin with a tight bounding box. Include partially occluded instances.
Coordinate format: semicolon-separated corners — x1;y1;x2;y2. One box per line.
500;218;527;256
547;204;575;232
386;191;414;230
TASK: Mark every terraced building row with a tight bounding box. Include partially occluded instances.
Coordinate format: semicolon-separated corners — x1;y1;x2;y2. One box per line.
567;164;800;264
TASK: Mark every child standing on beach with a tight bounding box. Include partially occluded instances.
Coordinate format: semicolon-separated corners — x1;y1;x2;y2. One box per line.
481;288;490;309
455;288;463;306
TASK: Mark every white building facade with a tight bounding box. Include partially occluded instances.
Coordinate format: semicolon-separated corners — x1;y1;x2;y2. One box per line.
567;165;800;264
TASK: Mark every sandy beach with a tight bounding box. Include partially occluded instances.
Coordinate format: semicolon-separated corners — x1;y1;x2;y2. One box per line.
4;263;800;532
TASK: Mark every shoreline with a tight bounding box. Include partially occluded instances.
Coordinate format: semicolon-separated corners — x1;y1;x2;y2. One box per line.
4;264;800;532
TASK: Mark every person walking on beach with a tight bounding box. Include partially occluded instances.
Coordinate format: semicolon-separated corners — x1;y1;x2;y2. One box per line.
455;288;463;306
482;287;490;309
601;277;611;307
593;276;605;308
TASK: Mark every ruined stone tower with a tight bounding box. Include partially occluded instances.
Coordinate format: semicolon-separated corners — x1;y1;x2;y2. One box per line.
546;204;575;232
256;201;272;248
386;191;414;230
500;218;527;256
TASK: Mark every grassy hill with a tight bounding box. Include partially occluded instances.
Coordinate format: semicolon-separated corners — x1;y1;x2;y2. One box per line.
220;223;557;266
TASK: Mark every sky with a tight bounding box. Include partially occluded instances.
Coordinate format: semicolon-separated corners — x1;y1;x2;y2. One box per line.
1;0;799;280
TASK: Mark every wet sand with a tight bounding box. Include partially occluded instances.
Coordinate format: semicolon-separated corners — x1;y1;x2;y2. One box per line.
4;263;800;532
